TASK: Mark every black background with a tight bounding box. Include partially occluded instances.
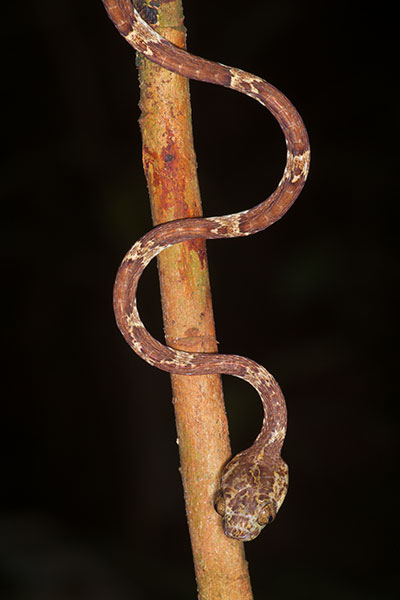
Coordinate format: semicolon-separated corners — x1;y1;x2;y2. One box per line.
2;1;397;598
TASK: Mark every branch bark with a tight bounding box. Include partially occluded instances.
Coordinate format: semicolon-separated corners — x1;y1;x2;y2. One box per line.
134;1;253;597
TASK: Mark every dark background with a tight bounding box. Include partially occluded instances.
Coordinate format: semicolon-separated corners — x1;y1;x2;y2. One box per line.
2;1;397;598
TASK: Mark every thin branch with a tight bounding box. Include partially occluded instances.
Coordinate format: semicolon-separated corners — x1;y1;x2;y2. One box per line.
135;0;253;597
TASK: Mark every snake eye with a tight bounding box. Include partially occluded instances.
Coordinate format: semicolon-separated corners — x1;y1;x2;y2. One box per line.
214;493;225;517
257;504;276;525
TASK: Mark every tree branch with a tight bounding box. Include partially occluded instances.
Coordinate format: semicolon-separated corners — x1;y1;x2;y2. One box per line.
135;0;253;597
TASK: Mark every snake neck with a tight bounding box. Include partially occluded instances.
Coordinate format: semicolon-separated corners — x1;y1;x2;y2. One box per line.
231;359;287;456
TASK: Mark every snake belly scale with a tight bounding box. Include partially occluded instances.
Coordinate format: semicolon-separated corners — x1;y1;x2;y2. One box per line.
102;0;310;541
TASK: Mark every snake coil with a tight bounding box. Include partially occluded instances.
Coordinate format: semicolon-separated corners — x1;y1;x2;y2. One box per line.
102;0;310;541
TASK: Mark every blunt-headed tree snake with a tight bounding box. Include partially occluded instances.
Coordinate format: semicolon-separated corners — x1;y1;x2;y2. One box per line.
102;0;310;541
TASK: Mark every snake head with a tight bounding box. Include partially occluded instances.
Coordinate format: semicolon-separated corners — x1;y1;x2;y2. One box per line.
214;452;288;541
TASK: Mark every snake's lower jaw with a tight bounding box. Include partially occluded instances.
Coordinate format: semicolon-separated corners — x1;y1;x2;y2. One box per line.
224;523;264;542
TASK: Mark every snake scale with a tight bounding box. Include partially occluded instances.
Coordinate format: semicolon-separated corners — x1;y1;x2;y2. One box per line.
102;0;310;541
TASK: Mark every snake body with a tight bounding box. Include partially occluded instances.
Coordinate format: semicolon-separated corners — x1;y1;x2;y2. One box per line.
103;0;310;541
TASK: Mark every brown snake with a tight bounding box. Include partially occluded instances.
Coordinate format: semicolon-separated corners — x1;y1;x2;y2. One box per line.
102;0;310;541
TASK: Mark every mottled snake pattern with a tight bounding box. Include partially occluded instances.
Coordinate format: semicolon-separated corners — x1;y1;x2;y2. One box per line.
102;0;310;541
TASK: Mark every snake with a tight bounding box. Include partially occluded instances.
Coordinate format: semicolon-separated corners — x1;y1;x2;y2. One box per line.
102;0;310;541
